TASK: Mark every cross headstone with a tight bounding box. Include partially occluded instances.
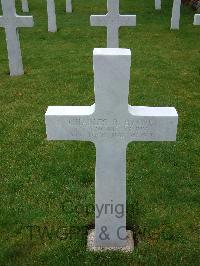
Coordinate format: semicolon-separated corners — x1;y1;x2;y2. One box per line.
90;0;136;48
194;14;200;25
22;0;29;13
171;0;181;30
0;0;34;76
155;0;161;10
66;0;72;13
45;48;178;248
47;0;57;32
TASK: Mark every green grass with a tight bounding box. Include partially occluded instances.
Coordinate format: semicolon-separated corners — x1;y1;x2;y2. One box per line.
0;0;199;265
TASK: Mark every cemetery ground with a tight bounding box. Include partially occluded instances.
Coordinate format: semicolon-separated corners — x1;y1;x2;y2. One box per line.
0;0;199;265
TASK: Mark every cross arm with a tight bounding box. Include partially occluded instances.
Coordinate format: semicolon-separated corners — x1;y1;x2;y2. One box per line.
90;15;107;26
119;15;136;27
45;105;95;141
16;15;34;28
128;106;178;141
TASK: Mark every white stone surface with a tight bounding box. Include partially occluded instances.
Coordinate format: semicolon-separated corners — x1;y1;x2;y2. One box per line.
155;0;161;10
0;0;34;76
171;0;181;30
90;0;136;48
22;0;29;13
66;0;72;13
193;14;200;25
45;48;178;247
47;0;57;32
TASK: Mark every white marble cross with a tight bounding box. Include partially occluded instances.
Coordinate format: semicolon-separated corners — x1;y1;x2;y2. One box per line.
47;0;57;32
90;0;136;48
21;0;29;13
45;48;178;247
194;14;200;25
155;0;161;10
0;0;34;76
171;0;181;30
66;0;72;13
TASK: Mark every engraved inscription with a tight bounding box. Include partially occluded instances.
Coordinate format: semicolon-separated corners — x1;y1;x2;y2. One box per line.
67;118;156;140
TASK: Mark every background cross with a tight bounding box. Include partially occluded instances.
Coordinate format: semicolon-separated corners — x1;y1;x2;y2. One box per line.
0;0;34;76
90;0;136;48
194;14;200;25
21;0;29;12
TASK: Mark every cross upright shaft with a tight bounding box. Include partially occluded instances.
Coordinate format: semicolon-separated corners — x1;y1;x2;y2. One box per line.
66;0;72;13
171;0;181;30
21;0;29;13
94;49;130;115
155;0;161;10
47;0;57;32
45;48;178;247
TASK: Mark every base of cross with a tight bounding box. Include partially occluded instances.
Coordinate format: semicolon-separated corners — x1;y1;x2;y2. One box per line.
87;230;134;252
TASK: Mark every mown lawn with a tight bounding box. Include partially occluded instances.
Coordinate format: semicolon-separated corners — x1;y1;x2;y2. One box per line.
0;0;199;265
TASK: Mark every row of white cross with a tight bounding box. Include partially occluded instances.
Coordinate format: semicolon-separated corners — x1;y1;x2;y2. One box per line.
0;0;186;249
0;0;72;76
22;0;200;31
0;0;199;76
156;0;200;30
21;0;73;14
170;0;200;29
